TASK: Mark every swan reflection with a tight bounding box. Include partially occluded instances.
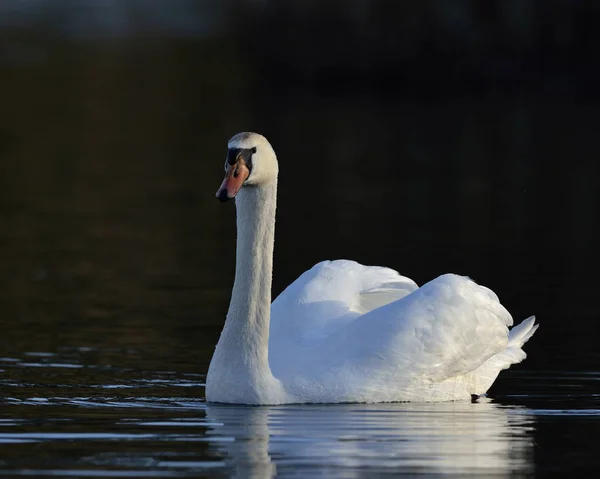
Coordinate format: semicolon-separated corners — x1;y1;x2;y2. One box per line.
205;399;534;478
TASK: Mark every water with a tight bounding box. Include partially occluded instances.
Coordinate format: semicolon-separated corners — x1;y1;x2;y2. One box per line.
2;3;600;477
1;347;599;477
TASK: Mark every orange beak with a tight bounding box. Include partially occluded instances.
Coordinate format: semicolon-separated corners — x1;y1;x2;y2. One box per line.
216;160;250;202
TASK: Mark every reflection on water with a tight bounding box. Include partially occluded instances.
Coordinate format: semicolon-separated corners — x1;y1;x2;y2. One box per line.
205;401;533;478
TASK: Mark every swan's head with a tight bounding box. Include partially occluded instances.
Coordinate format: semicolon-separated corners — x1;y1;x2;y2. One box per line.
216;132;278;202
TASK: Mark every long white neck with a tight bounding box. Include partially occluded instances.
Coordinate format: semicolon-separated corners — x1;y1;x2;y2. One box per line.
206;180;285;404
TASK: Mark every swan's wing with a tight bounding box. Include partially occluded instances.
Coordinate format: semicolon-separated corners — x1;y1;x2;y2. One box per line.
270;260;418;346
351;282;418;315
292;274;515;401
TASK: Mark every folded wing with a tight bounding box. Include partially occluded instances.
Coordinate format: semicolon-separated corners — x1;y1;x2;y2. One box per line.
287;273;518;402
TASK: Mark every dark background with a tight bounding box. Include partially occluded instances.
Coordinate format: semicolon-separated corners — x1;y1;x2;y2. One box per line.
1;0;599;379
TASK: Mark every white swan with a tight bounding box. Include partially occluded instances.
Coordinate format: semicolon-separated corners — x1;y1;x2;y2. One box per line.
206;132;538;405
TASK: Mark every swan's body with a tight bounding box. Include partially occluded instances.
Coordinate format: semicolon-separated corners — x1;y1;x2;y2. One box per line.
206;132;538;405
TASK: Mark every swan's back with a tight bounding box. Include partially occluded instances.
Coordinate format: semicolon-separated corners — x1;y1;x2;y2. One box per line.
269;262;537;403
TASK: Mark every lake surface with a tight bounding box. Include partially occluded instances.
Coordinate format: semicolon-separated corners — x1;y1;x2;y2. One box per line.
2;5;600;476
1;346;599;477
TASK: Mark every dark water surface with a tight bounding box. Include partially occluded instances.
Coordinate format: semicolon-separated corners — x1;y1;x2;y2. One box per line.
1;348;599;477
2;4;600;477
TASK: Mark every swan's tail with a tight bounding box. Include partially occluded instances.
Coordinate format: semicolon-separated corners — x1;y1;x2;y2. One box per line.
468;316;538;396
494;315;538;367
508;315;539;349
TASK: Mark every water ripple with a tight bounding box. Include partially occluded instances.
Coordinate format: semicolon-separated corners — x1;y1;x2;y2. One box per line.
1;349;599;478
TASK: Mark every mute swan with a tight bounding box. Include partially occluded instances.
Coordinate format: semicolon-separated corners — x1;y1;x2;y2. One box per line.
206;132;538;405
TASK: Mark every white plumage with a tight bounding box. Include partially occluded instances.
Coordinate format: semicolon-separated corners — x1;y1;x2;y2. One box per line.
206;132;538;405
